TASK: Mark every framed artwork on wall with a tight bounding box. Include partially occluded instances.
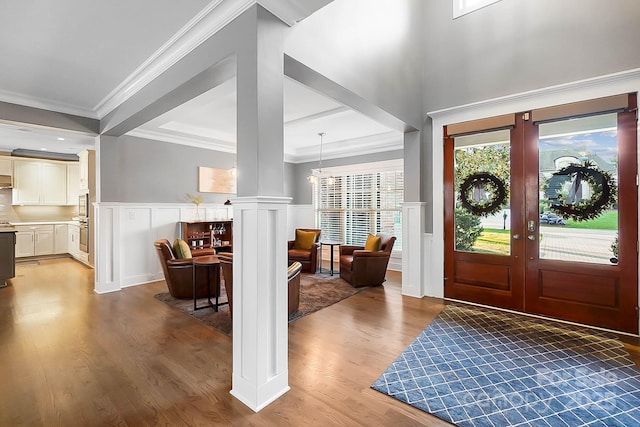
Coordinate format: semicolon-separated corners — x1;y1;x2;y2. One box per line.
198;166;236;194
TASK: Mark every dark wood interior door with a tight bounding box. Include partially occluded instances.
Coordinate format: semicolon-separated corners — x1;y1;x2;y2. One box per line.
444;94;638;333
443;113;526;311
523;97;638;333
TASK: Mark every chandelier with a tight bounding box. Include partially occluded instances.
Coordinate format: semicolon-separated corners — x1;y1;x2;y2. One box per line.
307;132;335;185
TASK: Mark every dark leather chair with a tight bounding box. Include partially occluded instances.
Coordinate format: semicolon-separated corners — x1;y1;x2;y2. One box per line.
339;234;396;287
218;253;234;317
288;228;321;273
287;261;302;316
153;239;219;299
218;252;302;318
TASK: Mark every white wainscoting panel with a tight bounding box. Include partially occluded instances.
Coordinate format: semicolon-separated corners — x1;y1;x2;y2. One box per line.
94;202;234;293
121;207;154;287
95;204;119;294
401;202;425;297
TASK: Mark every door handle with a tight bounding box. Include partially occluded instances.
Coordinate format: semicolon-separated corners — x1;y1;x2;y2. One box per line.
512;234;520;240
528;220;536;232
527;235;536;241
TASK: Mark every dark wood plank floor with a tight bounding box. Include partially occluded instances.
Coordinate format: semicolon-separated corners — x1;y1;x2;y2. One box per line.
1;257;639;426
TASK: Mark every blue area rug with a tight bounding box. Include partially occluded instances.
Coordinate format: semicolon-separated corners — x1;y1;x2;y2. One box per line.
372;303;640;426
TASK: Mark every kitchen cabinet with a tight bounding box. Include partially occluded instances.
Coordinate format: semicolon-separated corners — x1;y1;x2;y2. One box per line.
15;225;55;257
13;160;40;204
67;223;88;264
68;224;80;258
13;159;67;205
79;149;95;192
66;163;80;205
0;156;12;175
15;231;34;257
54;224;69;254
41;162;68;205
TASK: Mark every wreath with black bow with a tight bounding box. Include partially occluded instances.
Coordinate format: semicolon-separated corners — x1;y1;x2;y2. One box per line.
548;161;617;222
458;172;507;217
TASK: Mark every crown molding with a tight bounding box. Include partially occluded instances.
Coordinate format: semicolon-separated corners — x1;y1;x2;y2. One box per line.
96;0;330;119
286;131;403;163
0;89;98;119
2;0;330;122
128;127;401;164
427;68;640;125
126;128;236;153
95;0;250;118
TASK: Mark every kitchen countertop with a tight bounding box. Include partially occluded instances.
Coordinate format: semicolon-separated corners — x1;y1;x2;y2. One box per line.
10;221;78;226
0;226;16;232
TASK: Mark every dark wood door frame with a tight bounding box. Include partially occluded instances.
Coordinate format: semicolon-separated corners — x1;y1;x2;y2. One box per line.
444;94;639;334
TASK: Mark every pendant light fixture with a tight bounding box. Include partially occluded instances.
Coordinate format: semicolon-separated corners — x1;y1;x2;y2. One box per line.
307;132;334;185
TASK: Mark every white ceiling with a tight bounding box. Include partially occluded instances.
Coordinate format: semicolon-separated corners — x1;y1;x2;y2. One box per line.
0;0;401;162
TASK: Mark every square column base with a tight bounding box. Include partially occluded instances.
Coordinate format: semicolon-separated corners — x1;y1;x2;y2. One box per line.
230;196;291;412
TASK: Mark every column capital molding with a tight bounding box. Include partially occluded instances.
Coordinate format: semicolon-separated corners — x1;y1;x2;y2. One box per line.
402;202;427;208
231;196;292;206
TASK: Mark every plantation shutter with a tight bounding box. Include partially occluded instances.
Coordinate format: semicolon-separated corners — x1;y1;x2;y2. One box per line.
318;176;343;242
314;165;403;250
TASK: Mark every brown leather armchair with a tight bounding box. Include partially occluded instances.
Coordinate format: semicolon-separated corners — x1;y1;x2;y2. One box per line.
218;253;302;318
288;228;321;273
287;261;302;316
154;239;219;299
339;234;396;287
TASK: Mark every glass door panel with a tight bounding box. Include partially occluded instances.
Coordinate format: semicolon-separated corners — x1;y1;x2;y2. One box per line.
537;114;618;265
454;129;511;255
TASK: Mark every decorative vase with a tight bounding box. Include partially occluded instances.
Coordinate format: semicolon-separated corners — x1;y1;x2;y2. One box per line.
194;204;200;221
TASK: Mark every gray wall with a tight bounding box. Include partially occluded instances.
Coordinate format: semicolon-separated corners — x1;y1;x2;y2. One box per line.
285;0;425;130
96;0;640;210
423;0;640;112
100;135;235;203
291;149;404;205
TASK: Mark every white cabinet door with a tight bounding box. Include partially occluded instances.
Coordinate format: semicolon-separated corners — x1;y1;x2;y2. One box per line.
34;226;54;256
69;224;80;257
0;157;12;175
66;163;80;205
13;160;41;205
54;224;69;254
15;231;34;257
13;159;76;206
79;150;88;190
41;162;67;205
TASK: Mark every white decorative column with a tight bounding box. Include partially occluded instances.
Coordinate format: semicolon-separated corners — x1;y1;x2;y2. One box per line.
230;196;290;411
231;5;289;412
402;202;426;297
402;130;427;297
94;202;121;294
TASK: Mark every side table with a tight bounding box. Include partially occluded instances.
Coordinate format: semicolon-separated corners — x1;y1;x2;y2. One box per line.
320;240;342;276
192;255;225;311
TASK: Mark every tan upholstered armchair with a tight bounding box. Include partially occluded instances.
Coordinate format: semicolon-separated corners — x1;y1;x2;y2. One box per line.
288;228;321;273
339;234;396;287
218;252;302;318
153;239;219;299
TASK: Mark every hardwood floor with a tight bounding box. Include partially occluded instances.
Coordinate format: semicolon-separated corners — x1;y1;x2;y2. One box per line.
1;257;639;426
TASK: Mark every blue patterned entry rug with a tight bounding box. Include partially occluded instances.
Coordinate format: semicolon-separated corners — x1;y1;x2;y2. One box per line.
371;303;640;426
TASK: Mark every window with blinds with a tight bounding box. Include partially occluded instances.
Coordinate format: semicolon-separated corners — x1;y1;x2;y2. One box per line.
314;169;403;251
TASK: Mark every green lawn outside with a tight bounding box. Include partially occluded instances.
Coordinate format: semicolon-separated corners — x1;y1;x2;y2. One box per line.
563;210;618;230
473;228;510;255
469;209;617;255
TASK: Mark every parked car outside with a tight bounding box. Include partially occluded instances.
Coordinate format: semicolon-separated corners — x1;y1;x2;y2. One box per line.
539;212;566;225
